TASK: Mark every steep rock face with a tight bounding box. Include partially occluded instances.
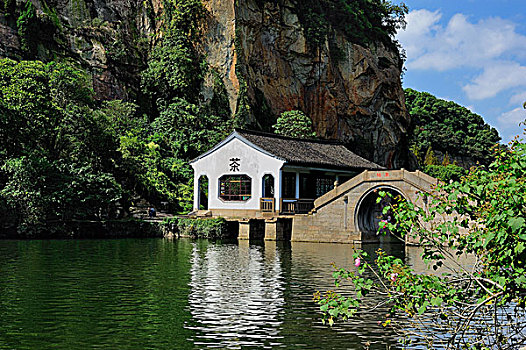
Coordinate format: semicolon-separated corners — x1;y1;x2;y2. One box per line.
202;0;410;168
0;0;160;101
1;0;410;168
201;0;238;114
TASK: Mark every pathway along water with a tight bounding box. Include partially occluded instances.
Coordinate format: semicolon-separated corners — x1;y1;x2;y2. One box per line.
0;238;437;349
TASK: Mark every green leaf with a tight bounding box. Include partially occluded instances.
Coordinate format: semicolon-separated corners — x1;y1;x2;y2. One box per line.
515;275;526;287
431;297;443;307
509;217;525;233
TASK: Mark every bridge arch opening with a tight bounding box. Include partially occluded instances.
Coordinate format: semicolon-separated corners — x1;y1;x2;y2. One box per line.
355;186;407;240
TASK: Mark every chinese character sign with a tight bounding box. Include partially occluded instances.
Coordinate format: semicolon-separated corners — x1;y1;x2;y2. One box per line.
229;158;240;172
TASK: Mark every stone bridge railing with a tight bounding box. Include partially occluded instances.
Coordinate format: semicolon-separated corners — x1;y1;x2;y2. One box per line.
314;169;438;212
290;169;439;244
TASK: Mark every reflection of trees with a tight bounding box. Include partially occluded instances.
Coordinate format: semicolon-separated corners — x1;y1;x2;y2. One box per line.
0;239;195;349
277;241;403;349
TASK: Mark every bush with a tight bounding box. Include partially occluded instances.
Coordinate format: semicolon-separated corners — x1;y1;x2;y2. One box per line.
162;217;229;239
424;164;466;182
272;110;316;138
315;127;526;348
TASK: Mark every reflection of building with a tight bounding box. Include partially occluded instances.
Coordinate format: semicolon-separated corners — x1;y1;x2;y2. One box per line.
190;129;383;216
187;242;285;348
190;129;439;243
186;241;403;349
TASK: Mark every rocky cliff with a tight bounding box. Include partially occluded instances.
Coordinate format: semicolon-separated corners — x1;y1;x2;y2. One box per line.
0;0;411;168
202;0;410;168
0;0;159;101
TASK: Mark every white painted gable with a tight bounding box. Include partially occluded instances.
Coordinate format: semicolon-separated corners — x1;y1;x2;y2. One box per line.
191;132;285;211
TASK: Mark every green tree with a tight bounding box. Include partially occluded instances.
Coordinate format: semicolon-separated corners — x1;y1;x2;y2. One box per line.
272;110;317;138
0;59;125;235
270;0;408;51
410;144;423;165
405;88;501;167
423;146;438;166
441;152;450;166
115;98;230;212
139;0;231;212
141;0;205;105
424;164;466;182
316;124;526;348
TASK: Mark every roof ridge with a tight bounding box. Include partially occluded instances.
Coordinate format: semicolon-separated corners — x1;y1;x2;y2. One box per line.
234;128;344;145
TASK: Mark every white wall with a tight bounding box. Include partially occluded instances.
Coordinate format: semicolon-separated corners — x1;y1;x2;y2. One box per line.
191;138;285;211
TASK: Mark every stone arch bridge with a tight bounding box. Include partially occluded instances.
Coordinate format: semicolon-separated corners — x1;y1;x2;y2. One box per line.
240;169;439;244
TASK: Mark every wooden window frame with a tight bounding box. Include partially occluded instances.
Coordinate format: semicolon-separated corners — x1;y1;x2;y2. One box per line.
219;174;252;201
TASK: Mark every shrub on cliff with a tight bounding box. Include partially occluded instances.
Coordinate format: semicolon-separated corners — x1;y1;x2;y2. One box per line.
273;110;317;139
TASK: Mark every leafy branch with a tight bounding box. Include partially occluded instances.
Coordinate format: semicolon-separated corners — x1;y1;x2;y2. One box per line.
315;125;526;349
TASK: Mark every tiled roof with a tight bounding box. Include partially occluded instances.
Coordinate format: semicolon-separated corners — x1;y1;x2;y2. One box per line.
236;129;383;170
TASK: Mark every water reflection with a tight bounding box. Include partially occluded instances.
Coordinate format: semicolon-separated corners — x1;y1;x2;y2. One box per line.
0;239;427;350
187;241;285;348
185;240;403;349
405;245;477;274
0;239;195;350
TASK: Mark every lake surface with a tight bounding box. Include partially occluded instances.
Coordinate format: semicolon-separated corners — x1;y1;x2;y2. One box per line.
0;238;425;349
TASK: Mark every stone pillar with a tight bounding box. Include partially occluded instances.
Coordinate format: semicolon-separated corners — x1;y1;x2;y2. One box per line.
277;170;282;211
238;220;250;240
264;219;278;241
265;218;289;241
193;175;199;211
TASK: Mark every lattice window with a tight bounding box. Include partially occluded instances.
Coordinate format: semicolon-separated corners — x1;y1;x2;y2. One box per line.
282;172;296;198
315;177;334;197
219;175;252;201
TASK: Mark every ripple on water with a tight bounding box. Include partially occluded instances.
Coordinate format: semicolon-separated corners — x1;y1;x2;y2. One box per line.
0;239;404;350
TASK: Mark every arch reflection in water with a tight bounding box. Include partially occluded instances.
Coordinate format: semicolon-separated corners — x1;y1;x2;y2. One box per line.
186;241;285;348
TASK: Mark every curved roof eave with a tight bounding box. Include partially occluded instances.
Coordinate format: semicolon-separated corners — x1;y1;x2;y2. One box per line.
189;130;287;165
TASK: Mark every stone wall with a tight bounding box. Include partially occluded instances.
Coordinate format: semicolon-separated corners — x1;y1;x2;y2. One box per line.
292;198;362;243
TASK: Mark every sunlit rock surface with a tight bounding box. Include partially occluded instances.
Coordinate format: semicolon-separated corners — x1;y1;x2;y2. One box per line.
0;0;411;167
202;0;410;167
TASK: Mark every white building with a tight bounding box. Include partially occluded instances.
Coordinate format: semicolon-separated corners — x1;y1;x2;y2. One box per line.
190;129;383;218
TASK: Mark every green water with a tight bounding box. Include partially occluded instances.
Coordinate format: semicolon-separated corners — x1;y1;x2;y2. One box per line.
0;239;405;349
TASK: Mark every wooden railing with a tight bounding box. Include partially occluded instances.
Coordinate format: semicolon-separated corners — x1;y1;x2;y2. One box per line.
260;197;275;212
297;199;315;213
279;198;315;215
280;199;296;214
